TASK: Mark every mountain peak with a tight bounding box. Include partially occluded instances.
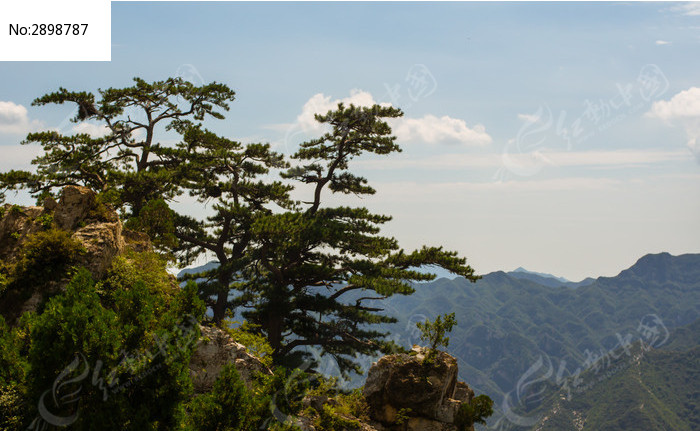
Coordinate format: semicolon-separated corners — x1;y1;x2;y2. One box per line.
509;267;570;283
616;252;700;285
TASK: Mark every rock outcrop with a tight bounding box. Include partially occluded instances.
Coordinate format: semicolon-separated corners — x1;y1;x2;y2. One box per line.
1;187;482;431
0;186;149;278
189;325;273;392
0;186;150;324
363;346;475;431
1;186;274;395
53;186;127;277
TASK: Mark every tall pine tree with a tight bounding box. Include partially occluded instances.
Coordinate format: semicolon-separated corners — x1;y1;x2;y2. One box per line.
173;124;291;325
0;77;235;217
240;104;480;373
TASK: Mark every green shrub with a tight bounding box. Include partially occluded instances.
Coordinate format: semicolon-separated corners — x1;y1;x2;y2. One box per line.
336;389;370;422
85;193;116;223
34;213;53;230
124;199;177;252
0;316;27;430
21;260;204;431
0;272;7;298
0;385;24;431
315;403;361;431
0;317;25;387
98;251;180;315
184;364;257;431
454;394;494;429
225;320;274;368
417;312;457;355
9;229;84;293
25;269;123;429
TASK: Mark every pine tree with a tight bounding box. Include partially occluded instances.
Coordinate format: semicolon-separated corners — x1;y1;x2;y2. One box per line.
240;103;480;373
173;125;291;325
0;77;235;216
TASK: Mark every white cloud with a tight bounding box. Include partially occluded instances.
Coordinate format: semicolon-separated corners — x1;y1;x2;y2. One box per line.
647;87;700;162
0;144;43;171
542;149;688;167
355;149;689;171
648;87;700;120
393;115;492;146
0;101;42;135
71;122;110;138
370;178;626;198
670;3;700;16
655;40;671;45
295;90;492;146
297;89;389;132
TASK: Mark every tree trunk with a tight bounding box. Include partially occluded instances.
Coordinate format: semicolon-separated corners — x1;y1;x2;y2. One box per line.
212;265;233;327
212;291;227;327
268;313;283;359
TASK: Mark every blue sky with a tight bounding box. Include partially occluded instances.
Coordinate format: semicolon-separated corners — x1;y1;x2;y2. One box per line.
1;2;699;280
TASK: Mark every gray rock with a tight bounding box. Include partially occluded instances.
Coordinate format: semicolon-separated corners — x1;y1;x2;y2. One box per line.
363;345;475;431
189;325;273;393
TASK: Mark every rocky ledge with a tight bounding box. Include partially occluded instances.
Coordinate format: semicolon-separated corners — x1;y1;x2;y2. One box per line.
363;346;475;431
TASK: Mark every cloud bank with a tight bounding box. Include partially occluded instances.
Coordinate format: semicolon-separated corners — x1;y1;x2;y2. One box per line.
70;122;111;138
648;87;700;162
0;101;42;135
296;90;491;146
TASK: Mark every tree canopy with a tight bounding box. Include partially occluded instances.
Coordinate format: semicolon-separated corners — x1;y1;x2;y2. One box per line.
239;104;478;373
0;77;235;216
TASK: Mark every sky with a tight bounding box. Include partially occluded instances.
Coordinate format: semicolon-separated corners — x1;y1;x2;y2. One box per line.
1;2;699;280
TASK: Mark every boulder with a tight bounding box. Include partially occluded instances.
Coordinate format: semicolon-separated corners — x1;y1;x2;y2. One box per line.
54;185;117;230
189;325;273;392
363;346;475;431
73;221;125;278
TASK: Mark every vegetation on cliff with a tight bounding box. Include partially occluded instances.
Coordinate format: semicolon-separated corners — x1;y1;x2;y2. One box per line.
0;76;489;430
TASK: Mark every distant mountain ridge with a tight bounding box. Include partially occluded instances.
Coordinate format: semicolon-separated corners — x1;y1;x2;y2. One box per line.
374;252;700;428
178;262;582;285
175;252;700;429
522;317;700;430
512;267;571;283
507;267;595;289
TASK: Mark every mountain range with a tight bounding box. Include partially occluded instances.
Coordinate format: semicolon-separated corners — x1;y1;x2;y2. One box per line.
518;318;700;430
375;252;700;429
178;252;700;429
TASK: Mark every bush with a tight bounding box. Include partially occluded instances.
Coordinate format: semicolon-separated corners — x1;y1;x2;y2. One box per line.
224;320;274;368
0;229;84;323
34;213;53;230
416;312;457;355
314;403;361;431
455;394;494;429
21;258;204;431
184;364;257;431
0;316;27;431
0;386;23;431
25;269;123;430
124;199;177;252
10;229;84;293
